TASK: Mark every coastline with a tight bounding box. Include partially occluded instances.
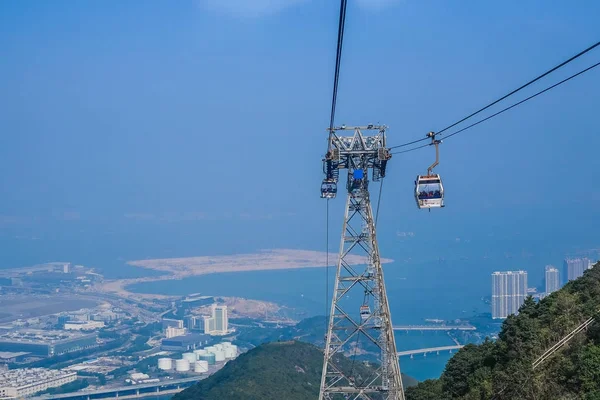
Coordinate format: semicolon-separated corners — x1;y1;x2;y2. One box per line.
95;249;394;299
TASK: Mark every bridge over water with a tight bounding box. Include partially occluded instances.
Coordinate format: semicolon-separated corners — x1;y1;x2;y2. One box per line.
393;325;475;331
397;345;463;357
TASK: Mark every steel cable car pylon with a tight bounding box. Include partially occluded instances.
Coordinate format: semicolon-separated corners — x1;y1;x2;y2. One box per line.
319;125;404;400
415;132;445;210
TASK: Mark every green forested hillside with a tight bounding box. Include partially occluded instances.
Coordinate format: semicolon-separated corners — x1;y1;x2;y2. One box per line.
407;262;600;400
174;340;417;400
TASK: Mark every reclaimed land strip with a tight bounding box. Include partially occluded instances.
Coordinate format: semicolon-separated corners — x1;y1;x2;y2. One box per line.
96;249;394;299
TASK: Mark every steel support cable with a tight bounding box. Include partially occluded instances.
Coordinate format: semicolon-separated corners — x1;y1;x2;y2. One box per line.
375;178;384;228
532;316;596;369
326;199;330;332
326;0;348;338
491;313;598;400
442;60;600;140
388;136;430;150
388;41;600;150
435;40;600;136
391;143;430;155
389;60;600;156
329;0;348;133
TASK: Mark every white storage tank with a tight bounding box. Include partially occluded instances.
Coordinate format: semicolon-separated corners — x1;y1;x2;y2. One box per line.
158;358;172;370
221;341;232;347
214;344;224;351
182;353;196;363
194;349;207;357
224;347;237;359
204;346;217;353
194;360;209;373
175;359;190;372
213;350;226;362
199;353;216;365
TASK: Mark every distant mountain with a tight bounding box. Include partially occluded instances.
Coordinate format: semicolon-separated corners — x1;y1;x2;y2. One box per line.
406;262;600;399
173;340;417;400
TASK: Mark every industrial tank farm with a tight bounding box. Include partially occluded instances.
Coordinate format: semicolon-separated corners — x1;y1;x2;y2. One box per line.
157;341;238;373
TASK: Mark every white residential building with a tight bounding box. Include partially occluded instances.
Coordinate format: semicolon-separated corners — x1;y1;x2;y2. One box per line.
203;305;229;335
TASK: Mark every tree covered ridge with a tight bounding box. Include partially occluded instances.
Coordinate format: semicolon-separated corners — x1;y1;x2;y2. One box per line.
406;262;600;400
174;340;417;400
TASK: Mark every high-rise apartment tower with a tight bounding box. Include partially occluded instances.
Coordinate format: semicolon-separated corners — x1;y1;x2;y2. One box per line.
492;271;528;319
545;265;560;295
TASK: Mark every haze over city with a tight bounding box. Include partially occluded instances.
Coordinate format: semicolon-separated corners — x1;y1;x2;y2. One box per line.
0;1;599;399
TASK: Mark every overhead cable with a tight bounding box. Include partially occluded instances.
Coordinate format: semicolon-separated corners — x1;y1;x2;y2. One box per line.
389;136;429;150
442;60;600;140
390;60;600;155
435;41;600;136
325;0;348;337
329;0;348;133
389;41;600;150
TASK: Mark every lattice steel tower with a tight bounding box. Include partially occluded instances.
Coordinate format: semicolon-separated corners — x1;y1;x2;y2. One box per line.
319;125;404;400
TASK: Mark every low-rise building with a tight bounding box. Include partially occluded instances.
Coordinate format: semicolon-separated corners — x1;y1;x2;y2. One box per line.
161;334;210;352
0;330;97;357
129;372;149;381
0;352;30;364
0;368;77;398
63;321;104;331
165;326;186;339
162;318;184;329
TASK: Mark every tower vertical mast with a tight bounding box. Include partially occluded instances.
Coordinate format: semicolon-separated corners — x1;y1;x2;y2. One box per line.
319;125;404;400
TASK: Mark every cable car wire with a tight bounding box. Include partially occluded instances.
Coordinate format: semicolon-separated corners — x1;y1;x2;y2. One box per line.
325;199;329;328
325;0;348;335
442;60;600;140
329;0;348;133
391;143;430;155
375;178;384;228
388;41;600;150
435;41;600;136
390;60;600;155
388;136;429;150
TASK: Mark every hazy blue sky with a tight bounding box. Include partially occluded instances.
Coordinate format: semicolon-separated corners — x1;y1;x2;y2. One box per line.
1;0;599;267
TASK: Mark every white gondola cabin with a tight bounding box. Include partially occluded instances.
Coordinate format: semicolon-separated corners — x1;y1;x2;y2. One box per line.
320;179;337;199
415;174;444;209
360;305;371;322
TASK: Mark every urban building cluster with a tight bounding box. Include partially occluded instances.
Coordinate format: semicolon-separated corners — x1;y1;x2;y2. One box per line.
58;309;126;327
0;264;245;398
492;257;596;319
0;368;76;399
162;304;229;338
563;257;593;282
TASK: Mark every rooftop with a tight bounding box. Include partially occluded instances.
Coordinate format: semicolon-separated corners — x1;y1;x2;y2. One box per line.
0;329;95;344
0;352;30;359
162;333;210;345
0;368;75;388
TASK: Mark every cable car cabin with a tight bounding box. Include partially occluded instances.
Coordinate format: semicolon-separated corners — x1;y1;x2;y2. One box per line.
360;305;371;322
321;180;337;199
415;174;444;209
